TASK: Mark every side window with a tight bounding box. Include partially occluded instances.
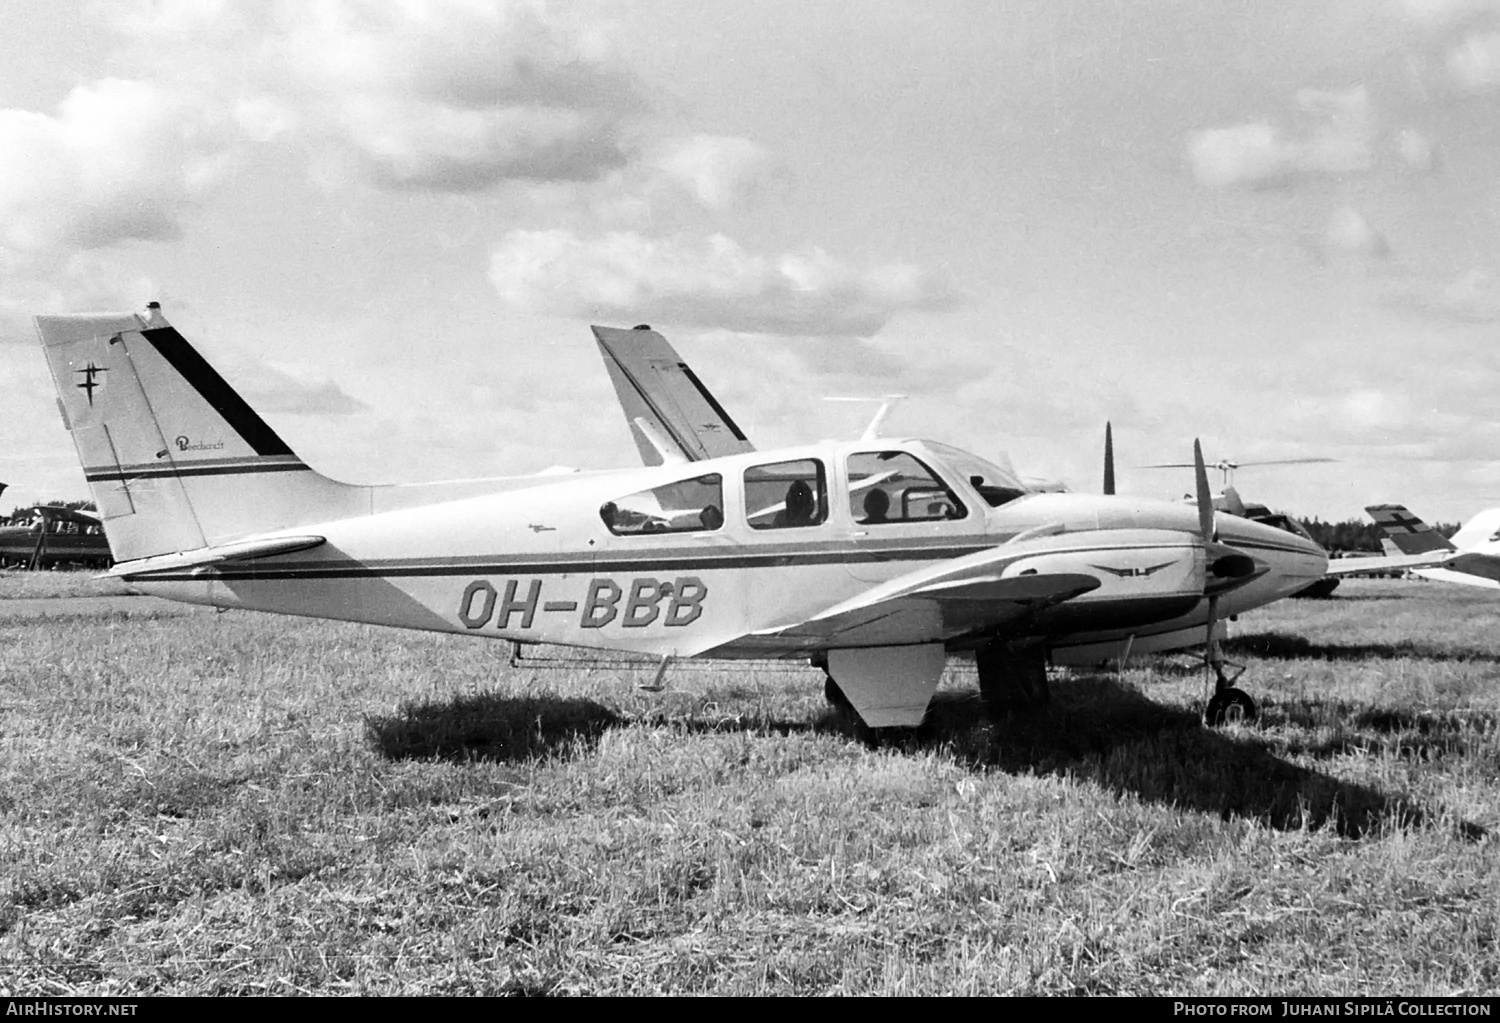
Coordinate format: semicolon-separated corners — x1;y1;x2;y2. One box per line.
848;451;967;524
744;459;828;530
600;473;724;536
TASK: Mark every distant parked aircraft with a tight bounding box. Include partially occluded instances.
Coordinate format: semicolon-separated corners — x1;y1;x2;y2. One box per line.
0;504;110;569
1348;503;1500;589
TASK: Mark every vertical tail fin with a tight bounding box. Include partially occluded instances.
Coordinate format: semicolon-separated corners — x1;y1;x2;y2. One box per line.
35;303;364;561
591;324;754;465
1365;504;1456;556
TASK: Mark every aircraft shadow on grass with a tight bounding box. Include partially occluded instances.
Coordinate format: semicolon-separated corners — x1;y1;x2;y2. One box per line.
1225;630;1500;665
1273;701;1500;763
367;692;624;763
366;674;1485;842
918;677;1488;842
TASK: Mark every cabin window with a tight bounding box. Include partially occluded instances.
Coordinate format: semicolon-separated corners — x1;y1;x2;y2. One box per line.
744;459;828;530
848;451;967;524
600;473;724;536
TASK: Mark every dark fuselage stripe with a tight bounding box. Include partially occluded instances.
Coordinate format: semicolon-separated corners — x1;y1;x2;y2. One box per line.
123;540;1195;582
85;463;312;482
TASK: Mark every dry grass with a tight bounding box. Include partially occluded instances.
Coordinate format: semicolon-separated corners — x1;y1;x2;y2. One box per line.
1;576;1497;995
0;569;133;600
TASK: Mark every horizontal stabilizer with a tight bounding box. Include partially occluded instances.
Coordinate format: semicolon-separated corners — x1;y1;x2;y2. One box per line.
107;535;325;578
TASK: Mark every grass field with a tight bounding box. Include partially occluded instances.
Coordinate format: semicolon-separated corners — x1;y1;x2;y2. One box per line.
2;574;1498;995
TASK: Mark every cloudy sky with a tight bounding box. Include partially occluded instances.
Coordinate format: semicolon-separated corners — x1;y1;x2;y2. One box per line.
5;0;1500;525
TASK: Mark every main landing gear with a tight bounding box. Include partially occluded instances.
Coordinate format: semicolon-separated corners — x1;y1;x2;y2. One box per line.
975;641;1049;721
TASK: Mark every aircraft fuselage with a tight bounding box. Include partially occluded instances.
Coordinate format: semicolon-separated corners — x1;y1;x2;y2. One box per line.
125;438;1327;663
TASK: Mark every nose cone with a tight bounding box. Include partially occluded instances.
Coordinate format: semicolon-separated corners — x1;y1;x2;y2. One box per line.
1214;515;1329;610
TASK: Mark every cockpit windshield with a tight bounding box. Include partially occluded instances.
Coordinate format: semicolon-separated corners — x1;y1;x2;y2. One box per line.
922;442;1032;508
1254;512;1315;541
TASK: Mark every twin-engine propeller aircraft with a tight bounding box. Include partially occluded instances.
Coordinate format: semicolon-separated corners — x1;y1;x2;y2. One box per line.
36;305;1327;731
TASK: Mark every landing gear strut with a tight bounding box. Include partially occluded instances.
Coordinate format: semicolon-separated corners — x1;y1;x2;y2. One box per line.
976;641;1050;721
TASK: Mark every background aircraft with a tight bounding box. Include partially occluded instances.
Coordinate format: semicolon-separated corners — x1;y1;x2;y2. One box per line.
35;304;1325;732
1139;454;1338;490
0;504;110;569
1349;503;1500;589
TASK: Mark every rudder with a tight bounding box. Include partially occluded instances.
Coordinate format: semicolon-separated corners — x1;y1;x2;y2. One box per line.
36;303;364;562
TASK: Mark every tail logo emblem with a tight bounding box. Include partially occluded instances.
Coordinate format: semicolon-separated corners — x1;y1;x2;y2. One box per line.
75;363;106;405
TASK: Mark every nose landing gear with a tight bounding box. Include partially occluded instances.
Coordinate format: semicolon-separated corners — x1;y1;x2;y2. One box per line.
1202;655;1257;726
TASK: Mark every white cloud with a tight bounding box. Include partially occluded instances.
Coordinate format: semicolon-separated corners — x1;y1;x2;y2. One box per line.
1187;85;1375;189
0;250;154;344
488;229;960;337
1393;0;1498;29
1386;266;1500;322
649;135;774;211
0;78;227;252
1310;206;1390;262
230;360;368;416
101;0;640;191
1395;127;1439;173
1447;31;1500;91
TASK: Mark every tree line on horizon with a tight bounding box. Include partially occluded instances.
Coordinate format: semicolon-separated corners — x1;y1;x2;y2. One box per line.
1295;516;1459;553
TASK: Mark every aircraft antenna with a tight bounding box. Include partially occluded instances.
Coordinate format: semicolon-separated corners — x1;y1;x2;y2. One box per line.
631;417;689;467
1103;422;1115;495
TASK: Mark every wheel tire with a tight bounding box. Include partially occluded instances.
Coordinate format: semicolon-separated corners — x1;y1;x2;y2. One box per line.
1203;687;1258;727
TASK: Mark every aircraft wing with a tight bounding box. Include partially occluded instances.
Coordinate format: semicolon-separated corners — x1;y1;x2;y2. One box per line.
754;546;1101;648
1324;552;1452;577
592;325;755;465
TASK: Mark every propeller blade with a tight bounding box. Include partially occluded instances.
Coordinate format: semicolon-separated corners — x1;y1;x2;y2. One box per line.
1103;422;1115;496
1193;439;1214;543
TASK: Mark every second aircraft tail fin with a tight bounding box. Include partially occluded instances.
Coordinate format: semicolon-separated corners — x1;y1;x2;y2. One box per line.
592;324;754;466
1365;503;1456;556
